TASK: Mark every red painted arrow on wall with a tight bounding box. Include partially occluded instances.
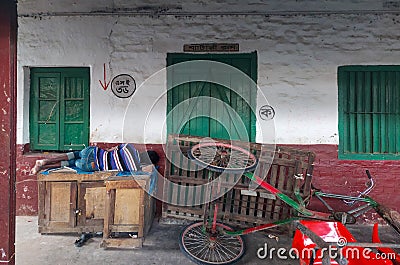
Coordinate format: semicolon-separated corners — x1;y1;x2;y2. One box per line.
99;63;111;90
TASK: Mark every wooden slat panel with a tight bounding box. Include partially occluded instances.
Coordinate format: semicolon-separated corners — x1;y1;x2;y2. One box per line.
349;71;357;153
101;238;143;249
372;71;380;153
396;72;400;151
356;71;364;153
380;72;387;153
84;186;106;220
162;134;315;229
49;182;72;222
364;71;372;153
114;189;141;225
388;71;397;153
38;171;115;182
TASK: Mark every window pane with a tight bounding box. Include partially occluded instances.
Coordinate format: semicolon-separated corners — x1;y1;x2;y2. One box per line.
39;77;58;99
39;100;58;122
38;123;57;145
65;101;84;122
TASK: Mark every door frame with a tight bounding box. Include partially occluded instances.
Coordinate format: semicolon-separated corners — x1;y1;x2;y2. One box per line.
166;52;258;142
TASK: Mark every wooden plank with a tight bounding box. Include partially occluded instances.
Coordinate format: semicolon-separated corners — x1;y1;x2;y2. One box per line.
265;164;278;218
69;182;77;228
162;137;174;214
168;175;292;194
103;176;155;249
272;165;286;221
372;71;380;153
78;182;106;228
356;71;365;153
38;171;115;182
387;71;396;153
109;225;141;232
239;193;248;225
114;189;141;225
84;186;106;220
380;72;387;153
364;71;372;153
170;148;180;206
185;157;195;206
105;178;147;190
49;182;73;222
144;194;155;235
166;205;203;216
248;192;257;217
101;238;143;249
281;164;295;218
103;189;115;238
348;72;356;153
396;73;400;152
38;181;46;229
230;186;240;221
138;189;145;237
256;196;265;218
194;167;206;207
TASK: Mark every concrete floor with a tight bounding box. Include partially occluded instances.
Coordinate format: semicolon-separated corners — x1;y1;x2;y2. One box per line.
16;216;400;265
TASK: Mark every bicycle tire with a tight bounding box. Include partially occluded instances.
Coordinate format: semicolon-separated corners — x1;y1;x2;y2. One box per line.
179;221;245;265
188;142;257;173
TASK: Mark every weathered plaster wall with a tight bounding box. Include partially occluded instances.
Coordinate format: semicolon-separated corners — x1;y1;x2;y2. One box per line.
15;0;400;217
16;0;400;14
17;0;400;145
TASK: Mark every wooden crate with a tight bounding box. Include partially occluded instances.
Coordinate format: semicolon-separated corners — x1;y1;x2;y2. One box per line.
38;171;115;234
162;134;315;231
101;175;155;249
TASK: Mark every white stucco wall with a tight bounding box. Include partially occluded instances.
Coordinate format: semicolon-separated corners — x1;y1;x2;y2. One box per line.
17;0;400;145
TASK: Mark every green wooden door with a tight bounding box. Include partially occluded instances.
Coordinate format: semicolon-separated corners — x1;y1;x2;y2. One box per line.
167;53;257;142
30;68;90;151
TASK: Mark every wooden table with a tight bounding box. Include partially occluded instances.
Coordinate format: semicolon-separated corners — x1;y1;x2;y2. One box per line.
38;171;155;241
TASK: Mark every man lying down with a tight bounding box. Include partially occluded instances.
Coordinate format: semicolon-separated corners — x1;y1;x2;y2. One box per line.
30;144;159;175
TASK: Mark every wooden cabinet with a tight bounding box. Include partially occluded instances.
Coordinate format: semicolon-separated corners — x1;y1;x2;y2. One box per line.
38;171;115;234
101;175;155;249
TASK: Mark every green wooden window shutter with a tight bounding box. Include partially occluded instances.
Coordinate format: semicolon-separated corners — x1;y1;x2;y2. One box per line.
338;66;400;160
166;53;257;142
30;68;90;151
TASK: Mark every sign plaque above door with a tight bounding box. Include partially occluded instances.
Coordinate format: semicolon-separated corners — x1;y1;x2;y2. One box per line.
183;43;239;52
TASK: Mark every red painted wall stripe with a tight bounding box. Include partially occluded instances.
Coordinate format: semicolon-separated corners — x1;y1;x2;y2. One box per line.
16;143;399;224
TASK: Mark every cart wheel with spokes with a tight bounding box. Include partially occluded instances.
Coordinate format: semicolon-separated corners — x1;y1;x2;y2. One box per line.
179;221;245;265
188;141;257;173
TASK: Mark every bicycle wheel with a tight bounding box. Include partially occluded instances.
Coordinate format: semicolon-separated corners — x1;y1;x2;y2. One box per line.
179;221;245;265
188;142;257;173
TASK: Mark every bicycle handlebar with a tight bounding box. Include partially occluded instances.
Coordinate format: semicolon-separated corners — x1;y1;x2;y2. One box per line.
366;169;372;179
343;170;375;206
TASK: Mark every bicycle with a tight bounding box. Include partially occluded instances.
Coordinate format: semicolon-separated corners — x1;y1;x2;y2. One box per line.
178;140;400;265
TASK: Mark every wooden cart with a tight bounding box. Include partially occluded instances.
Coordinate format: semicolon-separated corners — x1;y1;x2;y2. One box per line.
162;134;315;232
